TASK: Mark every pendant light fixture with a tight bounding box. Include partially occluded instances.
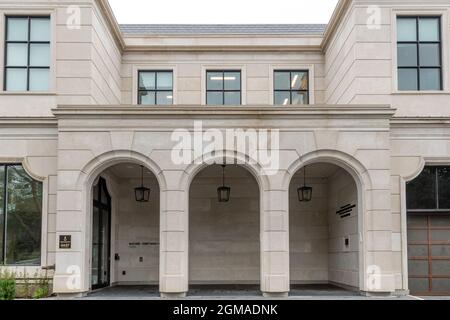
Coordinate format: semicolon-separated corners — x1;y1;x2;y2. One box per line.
217;164;231;202
297;166;313;202
135;165;150;202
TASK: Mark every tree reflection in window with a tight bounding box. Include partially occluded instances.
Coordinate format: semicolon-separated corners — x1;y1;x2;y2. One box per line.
0;165;42;265
407;166;450;212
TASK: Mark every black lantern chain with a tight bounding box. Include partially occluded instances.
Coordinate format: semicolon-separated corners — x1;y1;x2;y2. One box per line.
217;164;231;202
297;166;313;202
135;165;151;202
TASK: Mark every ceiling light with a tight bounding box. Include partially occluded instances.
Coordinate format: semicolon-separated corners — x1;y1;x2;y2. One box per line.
291;74;299;88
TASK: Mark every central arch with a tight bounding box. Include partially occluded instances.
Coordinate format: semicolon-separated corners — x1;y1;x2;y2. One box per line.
184;152;268;294
188;164;260;288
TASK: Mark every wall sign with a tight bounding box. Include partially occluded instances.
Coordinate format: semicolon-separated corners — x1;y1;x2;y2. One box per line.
59;235;72;249
336;204;356;219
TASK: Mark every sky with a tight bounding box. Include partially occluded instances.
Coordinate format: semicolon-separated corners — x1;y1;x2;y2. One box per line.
108;0;339;24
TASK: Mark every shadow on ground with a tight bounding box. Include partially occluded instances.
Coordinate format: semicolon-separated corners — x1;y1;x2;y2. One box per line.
82;284;397;300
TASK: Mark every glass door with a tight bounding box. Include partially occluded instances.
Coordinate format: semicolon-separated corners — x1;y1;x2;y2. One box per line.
91;177;111;290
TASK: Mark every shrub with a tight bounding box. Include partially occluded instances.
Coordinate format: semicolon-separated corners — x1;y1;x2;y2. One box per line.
0;269;16;300
32;270;50;299
32;286;49;299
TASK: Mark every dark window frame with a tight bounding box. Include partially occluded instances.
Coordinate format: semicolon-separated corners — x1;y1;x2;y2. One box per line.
206;70;242;105
137;70;174;105
273;70;310;105
0;163;42;266
407;166;450;215
91;177;111;290
397;16;443;91
4;15;51;92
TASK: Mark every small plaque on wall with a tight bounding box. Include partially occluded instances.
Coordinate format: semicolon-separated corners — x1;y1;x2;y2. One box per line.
59;235;72;249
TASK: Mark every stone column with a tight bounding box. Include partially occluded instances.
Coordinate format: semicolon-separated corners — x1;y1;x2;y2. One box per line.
261;187;290;297
159;170;189;297
53;170;88;298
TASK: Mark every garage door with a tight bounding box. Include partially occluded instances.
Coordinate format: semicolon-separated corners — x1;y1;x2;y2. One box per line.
407;215;450;295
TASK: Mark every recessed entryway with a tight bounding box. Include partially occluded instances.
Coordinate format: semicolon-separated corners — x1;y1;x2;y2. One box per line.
188;164;260;291
289;162;360;294
89;162;160;291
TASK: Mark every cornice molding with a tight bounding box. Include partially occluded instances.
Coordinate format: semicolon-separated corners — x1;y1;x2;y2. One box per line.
0;117;57;127
321;0;352;51
124;45;323;53
391;117;450;126
96;0;125;51
52;105;396;120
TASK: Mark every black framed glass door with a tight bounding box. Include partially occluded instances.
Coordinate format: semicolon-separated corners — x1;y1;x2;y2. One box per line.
91;177;111;290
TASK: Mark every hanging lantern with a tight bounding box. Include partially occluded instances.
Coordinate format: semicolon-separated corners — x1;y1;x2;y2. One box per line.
217;165;231;202
297;166;313;202
135;165;150;202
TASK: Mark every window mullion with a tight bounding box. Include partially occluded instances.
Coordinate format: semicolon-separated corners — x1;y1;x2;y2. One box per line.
222;71;225;105
416;17;420;91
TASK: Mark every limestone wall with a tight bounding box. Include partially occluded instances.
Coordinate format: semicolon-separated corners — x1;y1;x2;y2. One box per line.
189;165;260;284
328;169;359;288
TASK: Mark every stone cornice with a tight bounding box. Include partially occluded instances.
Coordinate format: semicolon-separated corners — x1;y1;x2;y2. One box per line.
391;117;450;126
0;117;57;127
321;0;352;51
96;0;126;51
52;105;395;120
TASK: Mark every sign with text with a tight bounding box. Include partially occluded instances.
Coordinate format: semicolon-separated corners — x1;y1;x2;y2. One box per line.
59;235;72;249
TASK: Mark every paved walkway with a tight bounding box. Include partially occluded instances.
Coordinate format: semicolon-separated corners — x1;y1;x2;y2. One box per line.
79;284;420;300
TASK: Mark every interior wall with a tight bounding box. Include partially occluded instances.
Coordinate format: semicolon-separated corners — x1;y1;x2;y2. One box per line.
289;176;329;283
102;167;160;285
289;164;359;288
189;165;260;284
327;169;359;288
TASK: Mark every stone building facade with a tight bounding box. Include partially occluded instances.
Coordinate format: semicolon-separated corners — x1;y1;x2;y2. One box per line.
0;0;449;298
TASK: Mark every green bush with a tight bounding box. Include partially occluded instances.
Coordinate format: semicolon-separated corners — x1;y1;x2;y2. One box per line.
32;270;51;299
32;286;49;299
0;269;16;300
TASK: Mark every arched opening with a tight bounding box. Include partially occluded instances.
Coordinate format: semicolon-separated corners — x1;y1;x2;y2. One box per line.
289;162;360;294
188;164;260;293
89;162;160;292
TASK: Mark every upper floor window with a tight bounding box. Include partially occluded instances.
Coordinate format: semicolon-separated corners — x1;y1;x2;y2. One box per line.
206;70;241;105
4;16;50;92
138;71;173;105
0;164;42;266
407;166;450;212
397;17;442;91
274;70;309;105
